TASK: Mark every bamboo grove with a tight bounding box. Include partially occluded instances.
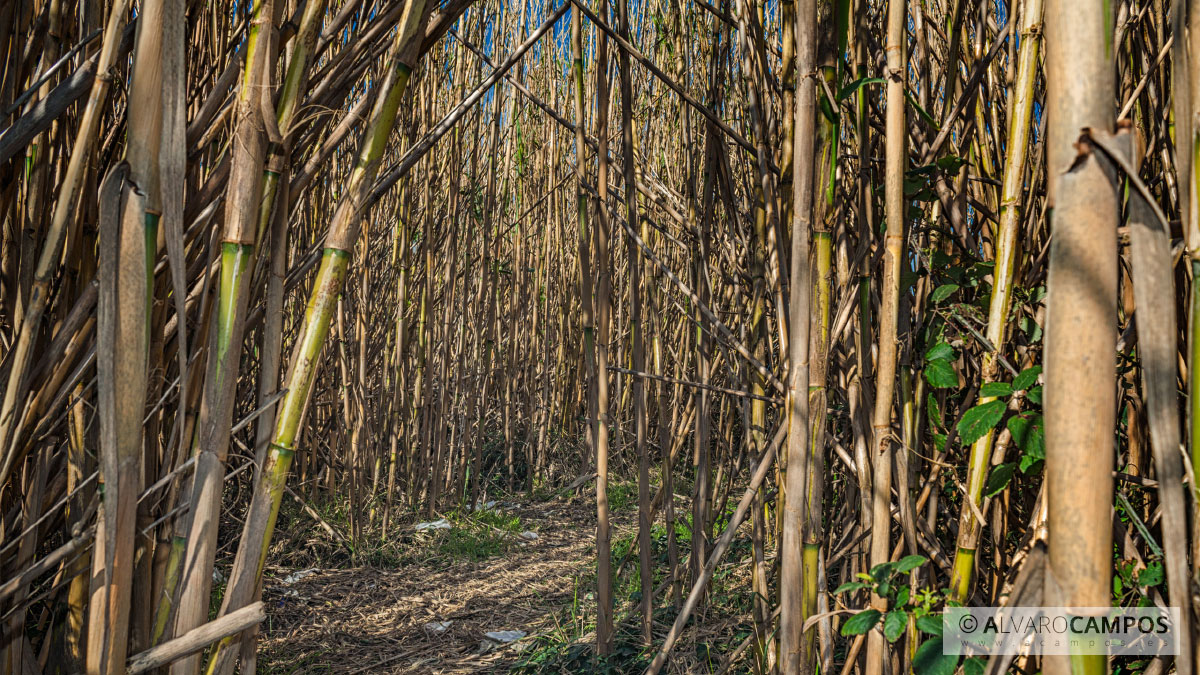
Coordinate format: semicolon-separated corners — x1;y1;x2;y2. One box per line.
0;0;1199;672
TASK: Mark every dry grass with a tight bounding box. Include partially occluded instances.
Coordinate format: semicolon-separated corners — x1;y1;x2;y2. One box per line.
254;488;761;674
257;499;614;673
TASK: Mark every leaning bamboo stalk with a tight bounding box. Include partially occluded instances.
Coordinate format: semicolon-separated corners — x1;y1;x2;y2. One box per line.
237;5;329;667
168;3;277;670
367;3;573;207
646;424;786;674
198;3;438;671
127;603;264;675
948;0;1043;604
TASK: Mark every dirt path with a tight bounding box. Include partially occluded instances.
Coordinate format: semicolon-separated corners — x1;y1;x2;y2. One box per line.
257;499;607;674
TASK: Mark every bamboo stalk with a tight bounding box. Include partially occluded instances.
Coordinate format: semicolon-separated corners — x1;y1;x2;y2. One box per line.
948;0;1044;604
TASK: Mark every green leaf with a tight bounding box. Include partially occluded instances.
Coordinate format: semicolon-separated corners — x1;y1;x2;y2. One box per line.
932;432;947;453
837;76;886;102
962;656;986;675
1026;385;1043;405
834;581;870;594
1138;561;1163;587
841;609;882;636
1020;316;1043;342
956;399;1006;445
1013;365;1042;391
984;462;1017;497
1008;414;1045;473
935;154;968;172
912;638;958;675
895;586;910;607
905;89;939;128
869;562;896;582
884;610;908;642
895;554;928;573
979;381;1013;398
925;342;955;362
929;283;959;304
927;393;943;428
925;360;958;389
916;614;943;636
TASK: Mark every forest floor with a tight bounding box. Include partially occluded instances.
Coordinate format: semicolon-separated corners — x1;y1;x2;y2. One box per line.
250;481;758;674
255;494;629;674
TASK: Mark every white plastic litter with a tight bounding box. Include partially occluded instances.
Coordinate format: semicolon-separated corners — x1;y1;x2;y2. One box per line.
484;630;527;643
415;519;452;532
424;621;453;634
281;568;317;584
519;531;539;541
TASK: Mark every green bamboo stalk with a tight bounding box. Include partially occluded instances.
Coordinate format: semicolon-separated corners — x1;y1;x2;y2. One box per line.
168;3;277;669
201;4;428;670
948;0;1043;604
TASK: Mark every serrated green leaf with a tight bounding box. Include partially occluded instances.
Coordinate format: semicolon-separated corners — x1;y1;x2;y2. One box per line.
984;462;1017;497
929;283;960;304
979;381;1012;398
916;614;943;636
957;399;1006;445
841;609;882;636
925;359;958;389
895;554;928;573
927;393;943;428
1138;561;1163;587
870;562;896;582
1013;365;1042;391
1019;455;1043;474
913;638;958;675
933;432;947;453
1026;385;1043;405
925;342;954;362
963;656;986;675
884;610;908;642
1007;414;1045;473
